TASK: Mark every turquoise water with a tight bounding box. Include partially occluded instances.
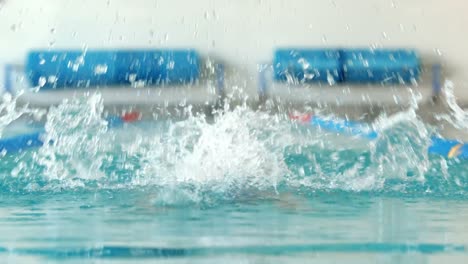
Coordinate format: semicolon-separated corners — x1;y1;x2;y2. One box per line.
1;95;468;263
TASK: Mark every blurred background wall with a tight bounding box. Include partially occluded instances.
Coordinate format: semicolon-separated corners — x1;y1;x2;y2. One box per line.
1;0;467;101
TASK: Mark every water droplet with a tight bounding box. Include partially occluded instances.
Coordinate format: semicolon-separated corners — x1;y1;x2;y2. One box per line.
50;28;56;34
76;55;85;65
39;58;46;65
94;64;108;75
68;56;85;72
166;61;175;70
304;73;315;80
72;64;80;72
204;11;211;20
434;48;443;56
38;76;47;87
29;86;41;93
72;31;78;38
128;73;137;83
382;32;388;39
133;80;146;88
327;71;336;86
391;0;397;8
49;40;56;47
10;24;17;32
48;75;57;83
321;35;328;43
298;58;310;70
345;24;350;31
164;33;169;41
2;93;12;102
399;24;405;32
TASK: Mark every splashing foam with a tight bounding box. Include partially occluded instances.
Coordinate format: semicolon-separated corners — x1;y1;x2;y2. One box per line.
283;88;466;194
129;104;290;203
4;94;292;200
1;88;467;199
0;92;45;138
435;81;468;131
30;94;111;187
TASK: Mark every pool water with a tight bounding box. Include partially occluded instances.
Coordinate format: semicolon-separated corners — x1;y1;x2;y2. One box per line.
0;94;467;263
1;191;467;263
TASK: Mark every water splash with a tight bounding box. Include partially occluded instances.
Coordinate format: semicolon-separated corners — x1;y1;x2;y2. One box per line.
0;90;467;203
128;105;290;204
33;94;110;183
0;92;45;138
435;81;468;131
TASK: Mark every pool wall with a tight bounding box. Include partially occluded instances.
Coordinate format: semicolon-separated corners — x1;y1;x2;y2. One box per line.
0;0;467;104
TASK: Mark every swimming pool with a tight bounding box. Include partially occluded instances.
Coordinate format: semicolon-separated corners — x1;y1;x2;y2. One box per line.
0;94;467;263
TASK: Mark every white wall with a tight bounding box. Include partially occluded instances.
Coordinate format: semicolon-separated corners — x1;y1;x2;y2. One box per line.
1;0;468;100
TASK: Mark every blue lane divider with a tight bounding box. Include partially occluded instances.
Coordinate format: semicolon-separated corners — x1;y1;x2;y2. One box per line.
26;49;200;89
0;112;140;154
429;137;468;159
290;113;467;159
0;131;44;153
274;48;420;85
309;115;379;140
